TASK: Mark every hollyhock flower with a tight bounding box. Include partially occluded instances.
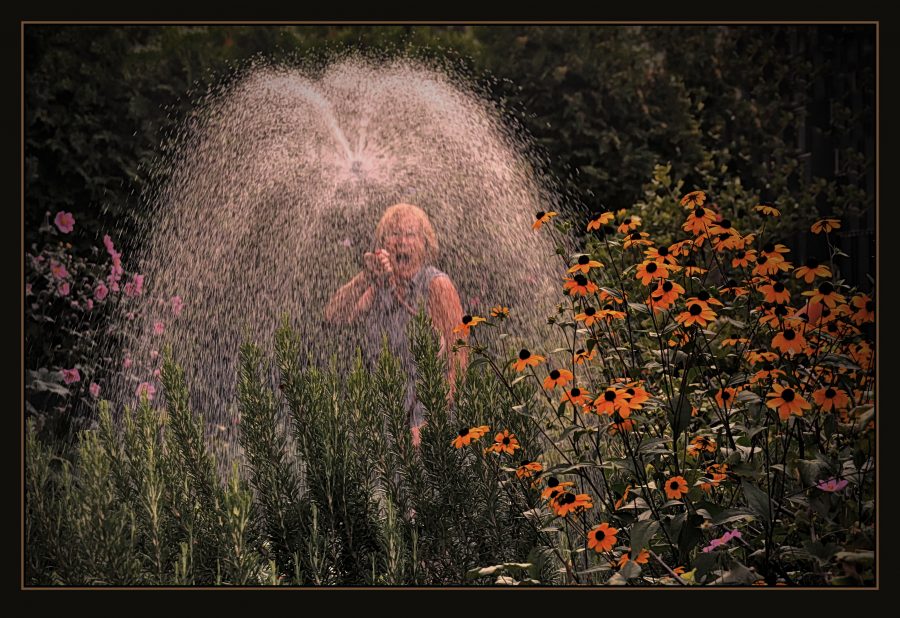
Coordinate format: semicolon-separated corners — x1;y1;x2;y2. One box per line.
817;478;849;493
57;282;70;297
94;282;109;301
54;211;75;233
153;321;165;335
50;260;69;280
171;296;184;316
85;299;94;310
61;368;81;384
150;350;159;360
123;357;133;369
153;369;161;378
135;382;156;401
89;382;101;398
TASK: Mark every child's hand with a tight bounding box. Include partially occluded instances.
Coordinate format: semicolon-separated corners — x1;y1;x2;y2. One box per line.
363;249;393;284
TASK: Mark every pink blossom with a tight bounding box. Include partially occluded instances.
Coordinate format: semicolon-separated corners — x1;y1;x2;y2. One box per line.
132;274;144;295
94;282;109;301
25;283;32;296
150;350;159;360
89;382;101;398
135;382;156;401
61;368;81;384
152;369;161;378
85;299;94;310
103;234;115;255
50;260;69;280
153;321;165;335
125;311;135;320
171;295;184;316
124;281;136;296
817;478;849;493
54;211;75;234
57;281;70;297
702;529;742;553
123;356;133;369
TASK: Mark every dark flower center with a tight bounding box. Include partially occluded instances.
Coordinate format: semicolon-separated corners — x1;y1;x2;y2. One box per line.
595;529;606;541
585;307;596;316
571;388;581;397
458;428;469;437
663;281;674;292
535;211;545;219
720;219;732;229
758;256;769;264
518;349;531;360
762;362;774;371
866;301;875;312
462;315;472;324
774;304;789;316
550;370;561;380
698;291;710;301
578;254;590;265
631;231;642;240
722;391;731;400
502;437;511;445
576;348;586;355
658;246;669;256
736;251;746;259
623;217;632;225
727;279;738;288
782;389;796;402
806;257;819;268
574;274;588;285
604;390;617;402
694;207;705;218
825;388;837;399
520;460;531;468
818;282;834;295
783;329;796;341
560;492;576;505
774;283;785;293
548;477;559;487
646;262;658;273
828;323;838;333
669;480;680;490
626;388;635;396
763;242;775;253
689;303;703;316
604;303;614;311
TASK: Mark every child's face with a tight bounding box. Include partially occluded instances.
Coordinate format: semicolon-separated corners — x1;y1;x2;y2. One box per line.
382;212;427;280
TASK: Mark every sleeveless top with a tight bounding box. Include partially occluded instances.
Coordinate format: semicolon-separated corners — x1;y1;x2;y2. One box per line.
364;265;448;428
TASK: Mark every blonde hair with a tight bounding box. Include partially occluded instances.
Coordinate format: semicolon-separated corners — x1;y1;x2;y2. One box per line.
374;203;438;258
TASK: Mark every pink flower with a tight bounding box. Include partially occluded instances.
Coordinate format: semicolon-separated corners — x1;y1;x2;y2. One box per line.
125;311;135;320
701;529;742;553
94;282;108;301
57;281;70;297
123;356;133;369
152;369;161;378
54;211;75;234
135;382;156;401
89;382;101;398
153;321;165;335
817;478;849;493
85;299;94;310
171;295;184;316
61;368;81;384
50;260;69;280
150;350;159;360
124;281;136;296
132;274;144;295
103;234;115;255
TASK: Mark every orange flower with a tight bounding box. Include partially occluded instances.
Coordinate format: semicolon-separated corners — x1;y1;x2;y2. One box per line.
614;485;632;510
485;429;520;455
563;274;599;297
623;231;653;248
516;460;543;479
752;255;791;277
617;215;642;234
794;257;832;284
700;463;729;492
575;306;601;326
664;476;689;500
714;387;741;410
754;202;781;217
811;218;840;234
802;281;846;309
731;249;758;269
750;366;786;384
587;523;619;553
541;477;575;501
490;305;510;319
682;206;716;235
543;368;574;390
597;304;627;321
675;301;717;328
635;260;669;286
766;383;811;420
568;254;604;274
573;348;596;364
512;349;545;372
680;190;707;209
771;327;808;356
532;210;558;230
720;337;749;347
594;387;633;416
451;425;491;448
644;245;681;269
850;294;874;325
617;548;650;568
552;491;593;517
687;435;717;457
812;387;850;412
759;281;791;304
587;209;615;230
561;386;591;406
608;411;636;434
451;314;486;337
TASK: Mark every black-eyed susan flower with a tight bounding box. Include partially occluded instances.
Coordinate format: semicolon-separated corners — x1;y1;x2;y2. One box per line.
617;215;642;234
587;522;619;553
587;209;615;230
759;281;791;304
746;348;779;365
541;477;575;501
772;327;808;355
561;386;591;406
766;383;811;420
668;239;695;257
850;293;874;325
485;429;520;455
720;337;749;347
794;257;832;284
451;425;491;448
682;206;716;235
693;290;724;307
567;254;604;274
709;218;740;238
720;278;749;297
700;463;729;493
563;274;598;297
617;548;650;568
575;306;600;326
754;202;781;217
532;210;558;230
812;387;850;412
664;476;689;500
714;387;741;410
543;368;574;390
682;260;708;277
573;348;596;364
680;190;707;209
761;242;791;261
644;244;680;269
608;411;636;434
552;491;593;517
512;348;545;372
802;281;846;309
597;304;627;321
594;387;632;416
452;314;486;337
687;435;718;457
490;305;510;319
676;301;717;328
752;254;791;277
750;365;786;384
614;485;632;510
811;218;841;234
731;249;758;269
635;260;669;286
623;230;653;249
516;460;543;479
623;382;650;407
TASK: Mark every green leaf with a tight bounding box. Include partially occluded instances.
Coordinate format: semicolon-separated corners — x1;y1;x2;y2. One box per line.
619;560;642;580
710;508;756;526
629;520;659;553
741;480;771;524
